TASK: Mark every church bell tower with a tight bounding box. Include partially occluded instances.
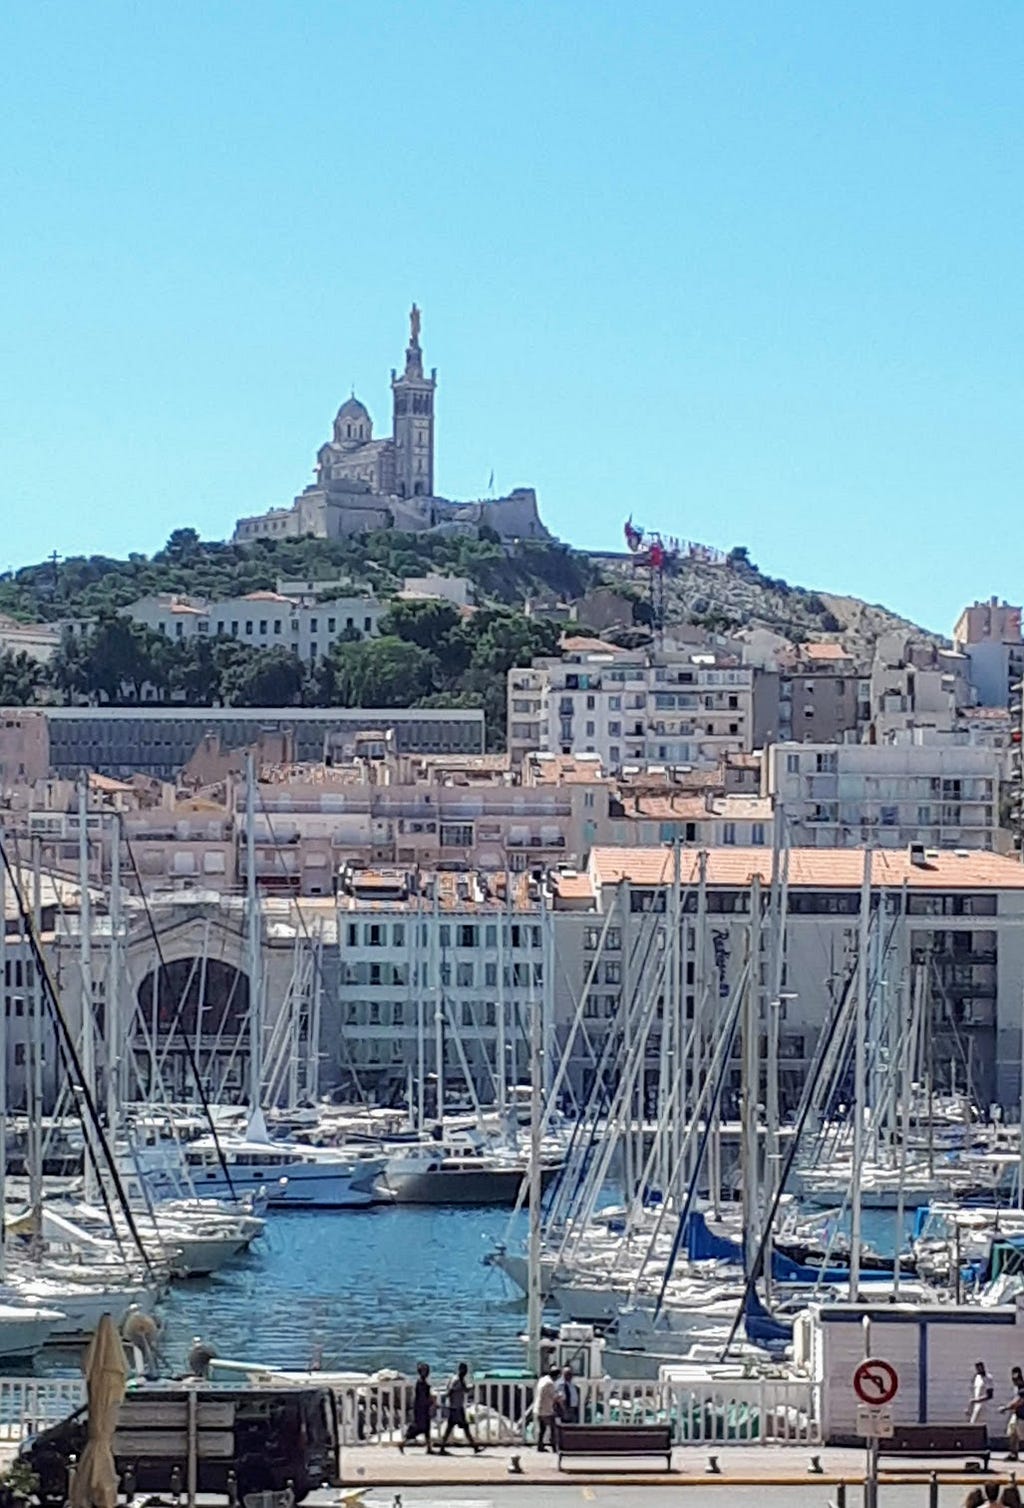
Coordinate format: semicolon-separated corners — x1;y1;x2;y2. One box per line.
391;304;436;498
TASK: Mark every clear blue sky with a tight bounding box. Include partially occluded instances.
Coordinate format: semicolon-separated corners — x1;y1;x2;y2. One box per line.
2;2;1021;632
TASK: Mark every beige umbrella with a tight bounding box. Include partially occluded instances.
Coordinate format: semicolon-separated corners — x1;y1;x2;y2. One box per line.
70;1313;128;1508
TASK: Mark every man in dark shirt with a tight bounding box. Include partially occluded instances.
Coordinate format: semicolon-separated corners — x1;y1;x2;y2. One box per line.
440;1361;482;1453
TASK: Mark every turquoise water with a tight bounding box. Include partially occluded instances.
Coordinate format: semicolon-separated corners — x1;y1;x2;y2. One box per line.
158;1205;531;1376
33;1203;916;1379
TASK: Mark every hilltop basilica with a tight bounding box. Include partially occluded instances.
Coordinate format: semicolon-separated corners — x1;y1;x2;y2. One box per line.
233;307;548;544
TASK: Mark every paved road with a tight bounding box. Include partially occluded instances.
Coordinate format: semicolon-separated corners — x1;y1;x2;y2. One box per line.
312;1486;994;1507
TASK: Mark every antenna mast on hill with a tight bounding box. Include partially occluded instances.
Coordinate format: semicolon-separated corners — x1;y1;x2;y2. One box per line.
623;519;678;638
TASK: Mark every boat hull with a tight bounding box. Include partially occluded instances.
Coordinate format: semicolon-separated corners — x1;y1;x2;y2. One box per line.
383;1163;560;1207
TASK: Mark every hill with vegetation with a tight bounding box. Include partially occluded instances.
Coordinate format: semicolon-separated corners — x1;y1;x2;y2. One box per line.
0;526;936;751
0;529;597;749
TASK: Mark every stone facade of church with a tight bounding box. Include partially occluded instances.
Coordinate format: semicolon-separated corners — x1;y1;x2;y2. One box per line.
233;308;549;545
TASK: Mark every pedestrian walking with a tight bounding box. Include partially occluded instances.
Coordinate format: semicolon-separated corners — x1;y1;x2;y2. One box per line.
554;1364;581;1425
999;1366;1024;1460
439;1361;482;1454
534;1365;559;1451
968;1359;995;1425
398;1361;435;1453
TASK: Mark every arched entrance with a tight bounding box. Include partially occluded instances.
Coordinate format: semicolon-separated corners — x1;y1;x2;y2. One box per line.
135;957;249;1102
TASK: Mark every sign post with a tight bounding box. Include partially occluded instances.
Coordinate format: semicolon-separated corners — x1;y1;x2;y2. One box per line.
854;1322;900;1508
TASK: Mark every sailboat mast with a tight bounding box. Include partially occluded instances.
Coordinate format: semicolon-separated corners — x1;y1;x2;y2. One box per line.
29;840;43;1248
741;874;762;1280
107;813;122;1137
78;775;98;1200
526;975;543;1375
0;847;7;1279
245;752;263;1112
850;845;872;1300
432;885;444;1122
495;883;507;1125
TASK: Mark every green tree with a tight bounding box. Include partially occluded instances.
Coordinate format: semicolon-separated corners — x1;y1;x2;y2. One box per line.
221;646;305;707
51;628;89;704
159;528;203;563
64;614;162;704
168;636;222;704
329;636;437;707
0;651;47;705
379;599;470;678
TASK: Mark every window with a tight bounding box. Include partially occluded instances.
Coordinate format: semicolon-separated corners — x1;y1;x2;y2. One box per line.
364;617;372;633
393;922;405;946
259;620;267;634
274;619;281;635
586;721;595;737
586;695;595;710
609;721;621;736
245;621;253;635
456;962;474;987
722;822;736;845
485;962;498;988
328;617;336;632
786;753;799;774
310;617;318;632
605;961;621;984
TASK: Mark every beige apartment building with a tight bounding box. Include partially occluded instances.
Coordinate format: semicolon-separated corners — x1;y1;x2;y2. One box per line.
550;844;1024;1112
766;739;1002;850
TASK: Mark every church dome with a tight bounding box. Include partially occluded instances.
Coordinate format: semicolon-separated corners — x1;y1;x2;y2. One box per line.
333;395;372;446
337;395;370;422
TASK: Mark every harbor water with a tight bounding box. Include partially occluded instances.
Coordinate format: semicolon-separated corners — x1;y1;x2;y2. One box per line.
34;1202;913;1378
158;1205;531;1375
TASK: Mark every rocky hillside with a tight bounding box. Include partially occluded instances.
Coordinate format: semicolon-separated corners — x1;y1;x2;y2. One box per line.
600;544;937;657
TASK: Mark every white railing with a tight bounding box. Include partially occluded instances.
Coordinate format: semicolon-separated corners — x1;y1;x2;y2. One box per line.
330;1372;819;1448
661;1376;820;1446
0;1377;86;1441
0;1371;819;1450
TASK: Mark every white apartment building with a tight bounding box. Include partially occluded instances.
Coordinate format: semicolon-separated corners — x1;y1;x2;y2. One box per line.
766;740;1002;850
125;590;386;661
868;634;973;742
508;640;754;773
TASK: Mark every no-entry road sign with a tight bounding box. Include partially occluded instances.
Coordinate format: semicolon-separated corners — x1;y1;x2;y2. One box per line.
853;1358;899;1407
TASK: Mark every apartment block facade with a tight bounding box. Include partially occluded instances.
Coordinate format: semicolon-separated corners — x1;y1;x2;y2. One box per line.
508;641;753;773
766;740;1002;850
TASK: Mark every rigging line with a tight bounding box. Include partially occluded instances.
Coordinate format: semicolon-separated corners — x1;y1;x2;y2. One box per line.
0;831;154;1274
253;782;368;1106
120;825;237;1197
718;954;860;1359
652;956;751;1321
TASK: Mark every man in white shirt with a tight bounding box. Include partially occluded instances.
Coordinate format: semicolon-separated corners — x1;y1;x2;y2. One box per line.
968;1359;995;1426
534;1366;559;1451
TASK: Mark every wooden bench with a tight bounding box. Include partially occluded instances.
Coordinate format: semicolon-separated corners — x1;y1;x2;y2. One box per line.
878;1424;990;1470
556;1423;673;1471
